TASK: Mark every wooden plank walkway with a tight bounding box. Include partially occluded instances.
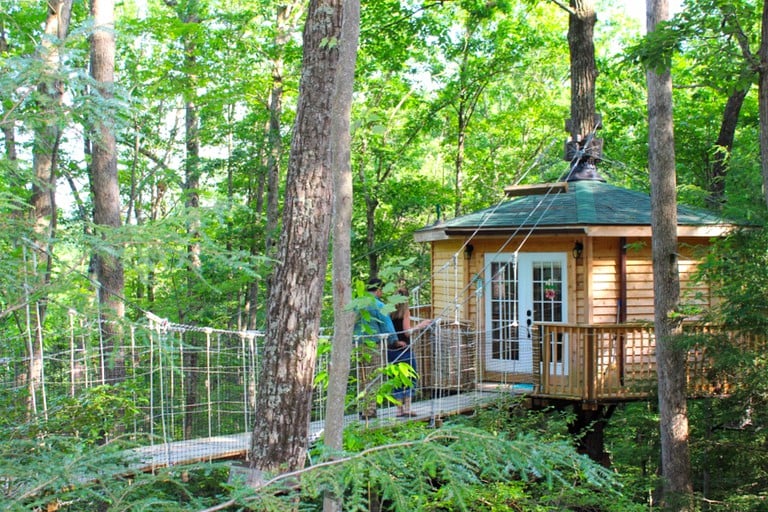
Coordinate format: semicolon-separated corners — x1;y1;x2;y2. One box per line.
128;386;524;472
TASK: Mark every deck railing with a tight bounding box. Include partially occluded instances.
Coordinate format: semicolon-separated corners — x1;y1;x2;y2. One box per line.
534;323;656;401
532;323;760;402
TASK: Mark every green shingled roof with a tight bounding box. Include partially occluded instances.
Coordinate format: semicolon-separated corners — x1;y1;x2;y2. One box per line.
434;180;726;232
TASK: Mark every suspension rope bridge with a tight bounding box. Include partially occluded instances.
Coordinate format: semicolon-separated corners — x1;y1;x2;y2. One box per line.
2;303;533;471
1;132;616;470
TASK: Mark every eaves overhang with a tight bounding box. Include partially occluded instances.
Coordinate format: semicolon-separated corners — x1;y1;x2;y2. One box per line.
414;180;740;243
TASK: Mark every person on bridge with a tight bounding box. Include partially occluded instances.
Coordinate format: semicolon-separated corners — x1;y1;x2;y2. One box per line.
388;287;431;418
354;277;399;420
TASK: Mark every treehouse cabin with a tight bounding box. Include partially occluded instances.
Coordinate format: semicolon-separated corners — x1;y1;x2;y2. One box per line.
414;176;739;405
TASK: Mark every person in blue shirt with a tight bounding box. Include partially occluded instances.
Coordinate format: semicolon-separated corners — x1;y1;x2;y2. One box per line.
354;277;398;420
388;287;430;417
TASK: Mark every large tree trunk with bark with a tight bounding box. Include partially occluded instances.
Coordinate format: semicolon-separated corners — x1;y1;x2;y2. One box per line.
89;0;125;384
646;0;693;508
565;0;603;178
561;0;611;464
163;0;203;438
245;1;302;331
250;0;346;474
26;0;73;415
182;88;201;438
758;0;768;209
323;0;360;509
568;0;596;138
706;87;748;209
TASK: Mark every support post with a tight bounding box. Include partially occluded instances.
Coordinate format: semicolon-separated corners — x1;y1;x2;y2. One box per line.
569;403;616;467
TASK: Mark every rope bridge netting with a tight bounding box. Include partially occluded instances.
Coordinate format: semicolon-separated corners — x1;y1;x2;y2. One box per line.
0;268;513;467
0;144;588;467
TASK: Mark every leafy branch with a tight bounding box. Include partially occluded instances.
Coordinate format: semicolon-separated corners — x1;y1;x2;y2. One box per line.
205;426;617;511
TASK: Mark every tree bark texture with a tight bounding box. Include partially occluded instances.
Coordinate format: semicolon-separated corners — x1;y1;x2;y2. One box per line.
568;0;597;144
246;1;303;331
707;87;748;209
1;20;16;162
646;0;694;507
324;1;360;509
27;0;72;414
364;182;379;279
758;0;768;209
172;2;203;436
90;0;126;384
250;0;344;473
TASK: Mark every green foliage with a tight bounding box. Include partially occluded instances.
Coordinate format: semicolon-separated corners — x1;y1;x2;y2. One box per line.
427;480;546;511
687;399;768;511
626;20;679;74
0;430;232;512
375;361;419;406
451;395;572;440
605;402;661;504
236;425;618;512
695;225;768;334
38;383;148;445
5;0;768;508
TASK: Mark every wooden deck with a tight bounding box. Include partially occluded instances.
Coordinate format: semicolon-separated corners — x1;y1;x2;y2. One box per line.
128;386;522;472
534;323;757;402
123;323;759;472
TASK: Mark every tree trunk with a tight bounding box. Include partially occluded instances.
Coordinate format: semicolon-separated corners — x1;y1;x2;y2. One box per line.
351;138;380;279
245;1;302;331
454;103;466;217
706;86;748;209
646;0;694;508
90;0;125;384
183;90;201;438
565;0;601;178
265;3;295;270
568;405;615;467
169;1;203;439
27;0;73;415
758;0;768;209
453;38;471;218
568;0;596;138
1;20;16;162
250;0;345;473
364;189;379;279
323;0;360;508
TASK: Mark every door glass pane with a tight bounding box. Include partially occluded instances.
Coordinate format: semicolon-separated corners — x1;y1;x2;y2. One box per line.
532;260;563;323
490;261;519;361
532;260;564;364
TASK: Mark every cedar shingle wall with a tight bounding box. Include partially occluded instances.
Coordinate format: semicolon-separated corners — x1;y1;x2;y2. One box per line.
430;235;713;326
431;240;467;322
591;238;620;323
603;237;711;322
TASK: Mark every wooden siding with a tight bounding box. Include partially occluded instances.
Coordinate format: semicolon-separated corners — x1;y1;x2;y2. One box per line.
432;235;582;325
590;238;620;323
430;234;717;391
431;240;468;322
410;322;759;403
535;323;745;401
430;235;719;327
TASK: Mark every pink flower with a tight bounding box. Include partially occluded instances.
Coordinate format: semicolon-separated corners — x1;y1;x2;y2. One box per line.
544;288;556;300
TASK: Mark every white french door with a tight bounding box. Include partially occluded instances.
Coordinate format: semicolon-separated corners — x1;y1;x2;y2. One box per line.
484;252;568;375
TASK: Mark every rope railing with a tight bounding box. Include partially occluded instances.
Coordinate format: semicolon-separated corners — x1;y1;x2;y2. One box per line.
0;303;499;467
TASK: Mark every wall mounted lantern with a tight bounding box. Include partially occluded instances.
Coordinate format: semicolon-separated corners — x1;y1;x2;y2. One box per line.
572;241;584;260
464;244;474;260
